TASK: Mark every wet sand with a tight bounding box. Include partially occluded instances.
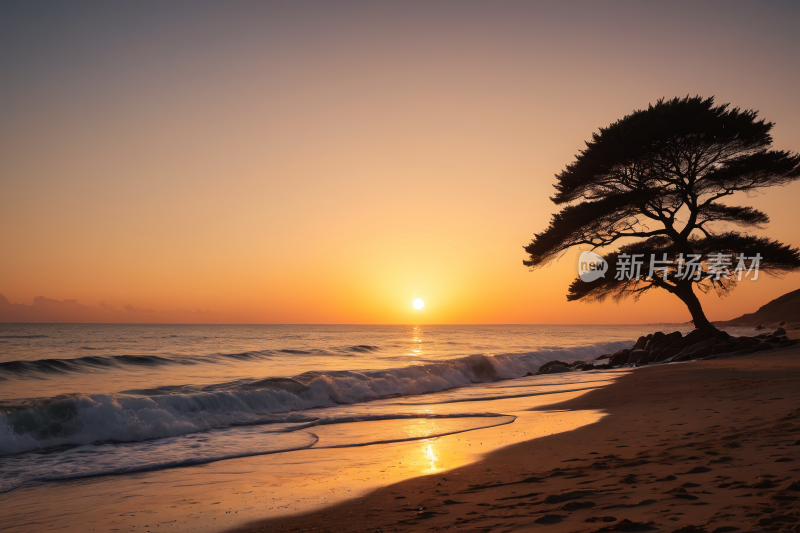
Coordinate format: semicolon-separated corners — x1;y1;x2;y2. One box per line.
236;345;800;532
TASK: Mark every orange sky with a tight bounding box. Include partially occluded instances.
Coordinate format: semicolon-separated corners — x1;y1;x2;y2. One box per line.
1;2;799;324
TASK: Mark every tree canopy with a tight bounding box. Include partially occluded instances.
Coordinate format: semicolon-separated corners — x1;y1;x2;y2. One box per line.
523;96;800;335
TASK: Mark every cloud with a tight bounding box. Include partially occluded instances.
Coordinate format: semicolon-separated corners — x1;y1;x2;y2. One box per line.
122;303;155;313
0;293;222;324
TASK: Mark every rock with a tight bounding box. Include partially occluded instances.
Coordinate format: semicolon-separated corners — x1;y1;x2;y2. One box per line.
610;349;631;367
673;345;713;362
654;346;682;362
638;352;655;365
773;327;787;336
730;337;760;351
633;335;649;350
672;337;717;360
648;336;676;359
725;341;746;352
595;353;612;360
755;324;764;330
537;360;571;374
710;343;733;356
627;349;649;365
668;329;710;351
780;321;786;326
690;345;714;359
752;342;774;352
644;331;666;351
725;347;755;357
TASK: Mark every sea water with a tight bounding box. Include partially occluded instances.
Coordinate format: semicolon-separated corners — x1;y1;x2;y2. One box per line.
0;323;690;493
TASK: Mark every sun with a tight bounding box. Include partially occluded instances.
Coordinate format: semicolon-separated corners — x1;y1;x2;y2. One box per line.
413;298;425;310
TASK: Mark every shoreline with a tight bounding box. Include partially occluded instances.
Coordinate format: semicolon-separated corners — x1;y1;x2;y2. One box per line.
0;374;615;532
234;344;800;532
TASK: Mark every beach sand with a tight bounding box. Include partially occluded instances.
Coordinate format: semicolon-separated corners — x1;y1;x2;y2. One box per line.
235;345;800;532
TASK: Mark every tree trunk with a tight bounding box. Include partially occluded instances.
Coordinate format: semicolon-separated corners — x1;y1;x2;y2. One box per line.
673;283;725;338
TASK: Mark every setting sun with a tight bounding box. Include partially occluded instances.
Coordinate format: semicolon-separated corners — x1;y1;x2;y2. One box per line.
413;299;425;310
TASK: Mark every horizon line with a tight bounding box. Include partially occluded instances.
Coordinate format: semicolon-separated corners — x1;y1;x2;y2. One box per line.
0;321;695;326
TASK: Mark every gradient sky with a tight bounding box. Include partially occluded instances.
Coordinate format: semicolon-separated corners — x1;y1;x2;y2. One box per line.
1;1;799;324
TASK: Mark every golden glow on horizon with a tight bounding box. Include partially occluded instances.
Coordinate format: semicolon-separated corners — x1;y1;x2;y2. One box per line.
413;298;425;310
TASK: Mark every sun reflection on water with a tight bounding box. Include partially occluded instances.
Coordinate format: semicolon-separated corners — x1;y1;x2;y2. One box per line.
410;325;423;356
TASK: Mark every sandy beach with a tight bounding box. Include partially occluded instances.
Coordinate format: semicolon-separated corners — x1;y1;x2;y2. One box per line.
235;344;800;533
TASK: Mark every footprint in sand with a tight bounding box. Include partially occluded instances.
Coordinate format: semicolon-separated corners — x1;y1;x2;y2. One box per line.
533;514;565;524
584;515;616;523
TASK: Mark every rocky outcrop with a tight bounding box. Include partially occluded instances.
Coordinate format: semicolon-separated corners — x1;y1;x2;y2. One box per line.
667;329;710;351
537;360;571;374
643;331;666;351
647;331;682;361
633;336;649;350
626;349;649;365
532;326;795;375
669;337;717;361
610;349;631;367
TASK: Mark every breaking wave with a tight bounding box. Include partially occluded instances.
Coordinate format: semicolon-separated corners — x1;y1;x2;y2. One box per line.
0;340;628;456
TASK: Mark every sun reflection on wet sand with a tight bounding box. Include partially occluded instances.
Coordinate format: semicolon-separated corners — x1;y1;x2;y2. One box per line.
423;443;440;473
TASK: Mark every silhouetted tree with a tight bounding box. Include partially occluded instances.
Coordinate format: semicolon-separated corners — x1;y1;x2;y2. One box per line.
523;96;800;336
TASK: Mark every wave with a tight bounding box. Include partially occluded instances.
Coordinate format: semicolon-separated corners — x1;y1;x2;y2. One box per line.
346;345;379;353
0;335;49;339
0;354;175;375
0;340;630;456
0;345;384;378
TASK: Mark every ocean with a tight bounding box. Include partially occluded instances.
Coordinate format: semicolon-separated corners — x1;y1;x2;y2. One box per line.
0;323;685;495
